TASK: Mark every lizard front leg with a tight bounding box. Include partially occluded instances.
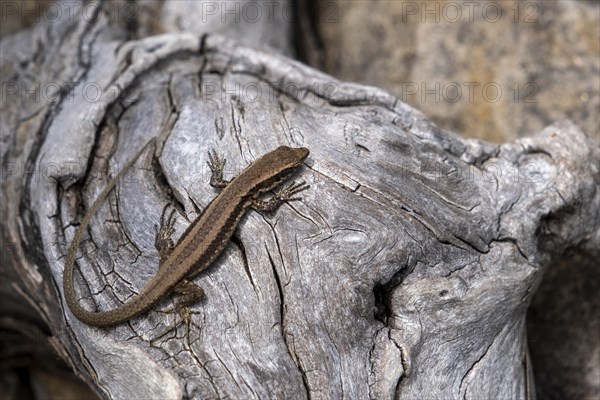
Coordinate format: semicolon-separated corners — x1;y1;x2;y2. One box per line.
207;149;230;189
251;181;310;213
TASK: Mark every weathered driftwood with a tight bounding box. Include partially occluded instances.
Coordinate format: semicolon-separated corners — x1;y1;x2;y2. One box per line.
1;6;599;400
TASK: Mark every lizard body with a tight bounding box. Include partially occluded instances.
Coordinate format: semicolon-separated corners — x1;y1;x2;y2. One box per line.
63;144;309;327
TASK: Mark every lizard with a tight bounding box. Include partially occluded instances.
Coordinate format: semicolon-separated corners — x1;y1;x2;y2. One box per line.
63;141;310;327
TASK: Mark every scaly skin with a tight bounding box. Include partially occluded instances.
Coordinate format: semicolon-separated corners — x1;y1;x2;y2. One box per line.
63;145;309;327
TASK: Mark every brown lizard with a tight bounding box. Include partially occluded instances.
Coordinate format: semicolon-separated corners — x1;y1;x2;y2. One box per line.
63;142;309;327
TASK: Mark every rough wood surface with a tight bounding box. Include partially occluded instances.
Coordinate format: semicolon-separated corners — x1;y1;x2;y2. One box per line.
298;2;600;398
1;3;599;400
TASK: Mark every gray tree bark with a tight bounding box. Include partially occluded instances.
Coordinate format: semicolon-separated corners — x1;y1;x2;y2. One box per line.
1;2;598;400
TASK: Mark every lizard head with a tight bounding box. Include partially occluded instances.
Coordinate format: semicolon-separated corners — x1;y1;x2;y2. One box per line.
272;146;310;167
248;146;310;194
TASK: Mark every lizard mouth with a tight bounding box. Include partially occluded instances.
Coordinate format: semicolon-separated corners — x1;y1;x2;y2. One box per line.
295;147;310;161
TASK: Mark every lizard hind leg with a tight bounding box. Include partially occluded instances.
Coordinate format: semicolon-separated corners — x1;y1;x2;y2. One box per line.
155;205;178;261
172;279;205;329
147;279;204;345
